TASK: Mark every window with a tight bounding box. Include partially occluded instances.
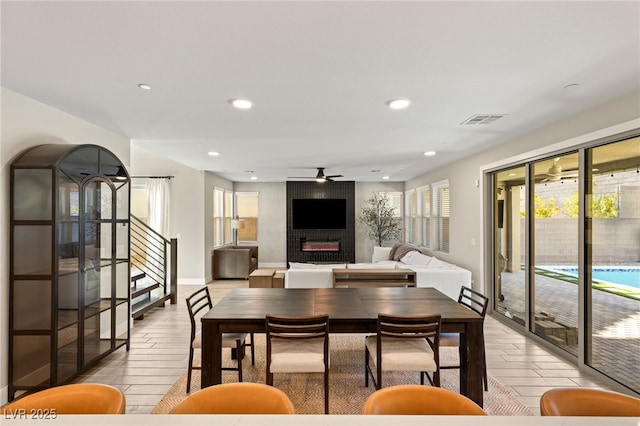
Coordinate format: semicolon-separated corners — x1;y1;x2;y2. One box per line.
213;188;234;247
213;188;224;247
224;190;233;245
404;190;415;243
236;192;259;243
422;186;431;248
380;191;403;217
432;180;450;253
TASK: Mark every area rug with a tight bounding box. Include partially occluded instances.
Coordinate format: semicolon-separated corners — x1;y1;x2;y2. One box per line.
152;334;533;415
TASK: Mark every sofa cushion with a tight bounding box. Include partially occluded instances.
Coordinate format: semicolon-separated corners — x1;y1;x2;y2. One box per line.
348;261;397;269
426;257;455;268
372;246;393;262
400;250;433;266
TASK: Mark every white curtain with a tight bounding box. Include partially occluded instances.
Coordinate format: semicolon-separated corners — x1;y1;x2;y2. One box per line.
147;178;170;237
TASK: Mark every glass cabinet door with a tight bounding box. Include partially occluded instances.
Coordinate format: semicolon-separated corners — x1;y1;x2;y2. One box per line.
82;178;115;365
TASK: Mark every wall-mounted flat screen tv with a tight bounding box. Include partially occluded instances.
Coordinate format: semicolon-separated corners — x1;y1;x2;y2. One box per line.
292;198;347;229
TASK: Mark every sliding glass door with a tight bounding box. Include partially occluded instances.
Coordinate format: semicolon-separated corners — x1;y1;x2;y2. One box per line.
586;138;640;389
494;166;526;324
490;134;640;394
531;153;579;356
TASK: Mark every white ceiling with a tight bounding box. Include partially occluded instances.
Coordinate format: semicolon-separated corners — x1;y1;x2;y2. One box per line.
2;1;639;182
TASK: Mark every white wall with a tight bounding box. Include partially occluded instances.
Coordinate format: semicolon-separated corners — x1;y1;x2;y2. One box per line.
130;144;209;284
0;87;131;404
405;91;640;294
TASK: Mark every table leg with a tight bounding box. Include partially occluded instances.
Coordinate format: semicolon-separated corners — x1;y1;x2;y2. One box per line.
201;319;222;387
459;322;484;407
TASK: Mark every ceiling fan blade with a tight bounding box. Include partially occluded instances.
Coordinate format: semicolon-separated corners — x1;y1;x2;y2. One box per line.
287;167;342;180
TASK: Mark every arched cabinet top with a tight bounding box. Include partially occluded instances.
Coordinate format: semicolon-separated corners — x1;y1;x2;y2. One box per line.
12;144;129;184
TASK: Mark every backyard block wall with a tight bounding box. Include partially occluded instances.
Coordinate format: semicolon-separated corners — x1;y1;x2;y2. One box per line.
524;218;640;264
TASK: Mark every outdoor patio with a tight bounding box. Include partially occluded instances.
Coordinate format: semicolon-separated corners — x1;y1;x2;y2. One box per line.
498;268;640;393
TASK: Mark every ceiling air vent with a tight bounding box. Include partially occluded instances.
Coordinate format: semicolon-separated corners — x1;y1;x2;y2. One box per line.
461;114;506;125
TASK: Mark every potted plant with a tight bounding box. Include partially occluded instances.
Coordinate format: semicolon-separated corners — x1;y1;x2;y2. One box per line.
359;193;402;246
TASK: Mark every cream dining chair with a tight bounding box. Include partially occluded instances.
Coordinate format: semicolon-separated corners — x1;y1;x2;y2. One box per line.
365;313;441;390
266;314;330;414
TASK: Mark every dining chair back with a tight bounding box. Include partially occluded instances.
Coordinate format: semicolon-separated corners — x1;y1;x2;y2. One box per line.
540;388;640;416
365;313;441;390
439;286;489;390
185;286;254;392
1;383;125;414
266;314;330;414
169;382;295;414
363;384;487;415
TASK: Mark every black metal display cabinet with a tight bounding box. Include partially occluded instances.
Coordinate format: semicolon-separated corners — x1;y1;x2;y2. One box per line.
9;144;131;400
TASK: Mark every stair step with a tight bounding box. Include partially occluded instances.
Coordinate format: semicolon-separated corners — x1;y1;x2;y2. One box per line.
131;270;146;283
132;294;172;320
131;282;161;299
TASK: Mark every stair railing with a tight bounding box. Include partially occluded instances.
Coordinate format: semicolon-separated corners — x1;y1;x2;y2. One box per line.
130;214;177;304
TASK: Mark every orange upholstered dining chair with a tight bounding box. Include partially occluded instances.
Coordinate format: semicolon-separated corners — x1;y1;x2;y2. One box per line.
540;388;640;416
363;384;487;415
169;382;295;414
1;383;126;414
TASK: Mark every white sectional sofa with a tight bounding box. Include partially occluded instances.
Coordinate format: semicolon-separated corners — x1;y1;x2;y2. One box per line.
284;245;472;300
285;263;347;289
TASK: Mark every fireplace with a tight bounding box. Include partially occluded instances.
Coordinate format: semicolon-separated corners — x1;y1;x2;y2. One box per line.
286;181;355;265
301;239;340;252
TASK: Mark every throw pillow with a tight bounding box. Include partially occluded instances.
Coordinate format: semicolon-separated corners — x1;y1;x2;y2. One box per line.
372;246;393;263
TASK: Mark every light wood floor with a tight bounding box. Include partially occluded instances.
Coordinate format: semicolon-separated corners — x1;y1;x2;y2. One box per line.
75;281;615;415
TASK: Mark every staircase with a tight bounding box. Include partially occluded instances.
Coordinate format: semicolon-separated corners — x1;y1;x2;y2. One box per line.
130;214;177;319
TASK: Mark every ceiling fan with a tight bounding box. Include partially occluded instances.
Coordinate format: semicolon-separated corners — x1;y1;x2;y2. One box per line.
288;167;344;182
541;158;579;182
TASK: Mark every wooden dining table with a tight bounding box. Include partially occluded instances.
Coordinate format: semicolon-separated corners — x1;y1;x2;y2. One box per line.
201;287;486;407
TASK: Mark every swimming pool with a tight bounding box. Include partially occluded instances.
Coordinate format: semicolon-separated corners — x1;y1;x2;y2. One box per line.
548;267;640;289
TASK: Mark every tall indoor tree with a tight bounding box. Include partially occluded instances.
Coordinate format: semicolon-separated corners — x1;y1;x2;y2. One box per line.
359;193;402;246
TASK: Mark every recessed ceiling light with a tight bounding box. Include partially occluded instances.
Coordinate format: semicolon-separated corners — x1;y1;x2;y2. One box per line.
230;98;253;109
138;83;151;90
423;151;436;156
250;176;258;180
382;176;390;180
207;151;220;157
387;98;410;109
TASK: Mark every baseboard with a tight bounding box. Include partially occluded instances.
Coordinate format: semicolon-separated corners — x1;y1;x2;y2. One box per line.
177;279;207;285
